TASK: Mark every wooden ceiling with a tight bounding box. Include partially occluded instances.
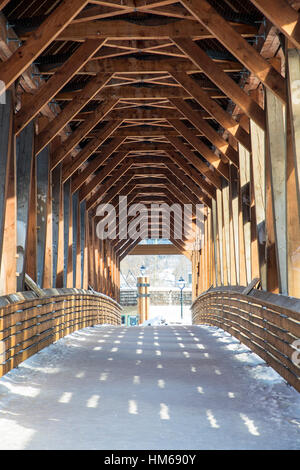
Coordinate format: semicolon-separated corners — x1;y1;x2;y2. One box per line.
0;0;296;254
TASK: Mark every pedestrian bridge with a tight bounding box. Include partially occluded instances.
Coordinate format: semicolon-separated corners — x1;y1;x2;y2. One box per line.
0;0;299;450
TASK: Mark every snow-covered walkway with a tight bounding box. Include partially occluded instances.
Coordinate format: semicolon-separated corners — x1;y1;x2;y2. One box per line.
0;324;299;450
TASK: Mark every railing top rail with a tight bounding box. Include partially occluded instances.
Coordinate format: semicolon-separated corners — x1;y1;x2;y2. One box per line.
0;288;122;310
192;286;300;317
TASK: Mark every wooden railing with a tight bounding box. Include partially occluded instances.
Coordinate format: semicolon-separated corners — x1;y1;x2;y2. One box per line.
192;287;300;393
0;288;122;378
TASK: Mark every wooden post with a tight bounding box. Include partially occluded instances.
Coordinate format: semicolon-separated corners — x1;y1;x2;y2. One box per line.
239;143;252;284
0;115;17;295
36;146;49;288
0;91;13;283
16;122;34;291
266;87;288;294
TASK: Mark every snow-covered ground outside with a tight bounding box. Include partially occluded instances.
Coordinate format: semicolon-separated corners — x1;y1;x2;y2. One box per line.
0;315;299;450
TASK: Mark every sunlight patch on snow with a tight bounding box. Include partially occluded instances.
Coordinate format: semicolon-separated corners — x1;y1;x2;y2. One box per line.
158;379;165;389
178;343;185;348
214;369;222;375
157;364;163;369
133;376;140;385
128;400;138;415
249;365;283;383
93;347;102;351
86;394;100;408
99;372;108;382
0;381;40;398
197;386;204;394
228;392;235;399
234;352;265;365
191;366;196;372
136;349;143;355
240;413;260;436
206;409;220;429
75;371;85;378
196;344;205;350
0;418;36;450
58;392;72;404
160;403;170;420
183;351;190;358
156;350;161;356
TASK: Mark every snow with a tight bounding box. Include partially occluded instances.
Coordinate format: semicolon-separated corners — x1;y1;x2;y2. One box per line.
0;321;299;450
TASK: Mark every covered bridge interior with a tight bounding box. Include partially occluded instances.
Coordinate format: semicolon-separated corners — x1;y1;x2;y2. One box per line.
0;0;299;396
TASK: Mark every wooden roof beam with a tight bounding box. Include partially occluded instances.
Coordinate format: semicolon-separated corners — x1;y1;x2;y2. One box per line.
250;0;300;50
167;119;229;180
0;0;89;93
169;98;239;166
14;39;105;136
36;72;113;154
52;98;119;170
170;71;252;151
180;0;286;103
71;136;126;192
172;37;266;130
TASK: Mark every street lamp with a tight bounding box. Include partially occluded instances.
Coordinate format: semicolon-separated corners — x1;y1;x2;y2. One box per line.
140;265;146;277
178;276;185;321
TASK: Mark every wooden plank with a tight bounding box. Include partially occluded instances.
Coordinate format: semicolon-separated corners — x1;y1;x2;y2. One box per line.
52;18;257;41
16;122;34;291
239;143;252;284
266;88;288;294
36;147;50;288
250;117;267;290
52;164;62;288
287;77;300;298
25;154;37;282
0;0;89;92
181;0;286;103
0;123;16;295
63;180;71;287
230;164;240;285
0;90;13;271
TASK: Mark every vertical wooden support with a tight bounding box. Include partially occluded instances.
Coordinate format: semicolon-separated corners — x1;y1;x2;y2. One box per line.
52;164;61;287
250;119;267;289
75;198;82;289
72;192;78;287
0;91;13;272
0;111;16;295
287;47;300;298
16;122;34;291
36;146;49;287
266;88;288;294
43;167;53;288
222;180;231;284
287;48;300;212
66;185;73;288
211;198;219;286
216;189;224;285
230;165;239;284
25;155;37;282
80;201;87;289
56;170;64;288
63;180;72;287
239;143;251;284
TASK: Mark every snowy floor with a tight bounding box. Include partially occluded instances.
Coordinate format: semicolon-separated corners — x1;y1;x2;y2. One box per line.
0;319;300;449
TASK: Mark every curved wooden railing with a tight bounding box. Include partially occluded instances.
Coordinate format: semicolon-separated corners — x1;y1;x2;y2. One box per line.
192;286;300;393
0;288;122;378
